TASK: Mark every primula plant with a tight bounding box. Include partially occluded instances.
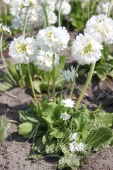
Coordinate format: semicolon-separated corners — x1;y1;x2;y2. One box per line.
1;0;113;169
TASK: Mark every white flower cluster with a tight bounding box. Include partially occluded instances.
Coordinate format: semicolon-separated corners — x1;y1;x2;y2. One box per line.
36;26;70;53
0;23;11;34
71;14;113;65
69;132;84;152
42;0;57;25
71;33;103;65
85;14;113;44
60;112;70;120
60;66;78;81
96;2;112;15
9;36;37;64
56;0;71;16
9;0;42;30
61;98;75;108
35;50;59;71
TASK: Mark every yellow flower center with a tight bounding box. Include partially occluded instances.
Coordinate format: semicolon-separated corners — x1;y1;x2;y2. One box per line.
16;43;26;53
84;43;92;54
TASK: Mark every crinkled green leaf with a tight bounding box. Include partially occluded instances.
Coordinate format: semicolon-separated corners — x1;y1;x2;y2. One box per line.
85;127;112;149
0;118;10;143
95;112;113;127
18;122;33;135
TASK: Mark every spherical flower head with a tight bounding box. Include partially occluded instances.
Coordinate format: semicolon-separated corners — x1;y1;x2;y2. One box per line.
56;1;71;15
84;14;113;45
60;66;78;82
69;141;84;153
71;33;103;65
36;26;70;53
60;112;70;120
96;2;112;15
61;98;75;108
9;36;37;64
0;23;11;35
35;50;59;71
70;132;78;141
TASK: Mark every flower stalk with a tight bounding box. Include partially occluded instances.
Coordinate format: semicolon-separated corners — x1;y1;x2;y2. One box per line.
40;0;49;27
27;64;37;104
69;64;80;98
75;63;95;110
52;54;56;103
58;0;64;26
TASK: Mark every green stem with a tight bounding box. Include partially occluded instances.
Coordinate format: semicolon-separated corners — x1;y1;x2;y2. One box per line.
69;64;80;98
27;64;37;103
40;0;49;27
52;54;56;103
22;7;29;36
0;33;16;83
58;0;64;26
47;72;50;101
18;63;22;77
75;63;95;110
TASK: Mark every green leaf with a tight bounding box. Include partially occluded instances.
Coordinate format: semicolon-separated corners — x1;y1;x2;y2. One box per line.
7;60;19;82
95;112;113;127
85;127;112;149
33;80;42;93
19;109;39;123
95;63;113;80
58;154;80;170
0;118;10;143
0;82;12;91
18;122;33;135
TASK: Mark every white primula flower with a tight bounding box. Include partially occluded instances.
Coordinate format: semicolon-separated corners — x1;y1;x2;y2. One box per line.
60;112;70;120
69;141;84;153
71;33;103;65
35;50;59;71
36;26;70;53
84;14;113;45
61;98;75;108
60;66;78;81
9;36;37;64
56;1;71;15
96;2;112;15
70;132;78;141
0;23;11;34
47;11;57;25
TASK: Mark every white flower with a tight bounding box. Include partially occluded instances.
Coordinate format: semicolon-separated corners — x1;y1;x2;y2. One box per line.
36;26;70;53
60;66;78;81
60;112;70;120
84;14;113;45
96;2;112;15
47;11;57;25
35;50;59;71
71;33;103;65
0;23;11;34
9;36;37;64
61;98;75;108
70;132;78;141
56;1;71;15
9;0;41;29
69;141;84;153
